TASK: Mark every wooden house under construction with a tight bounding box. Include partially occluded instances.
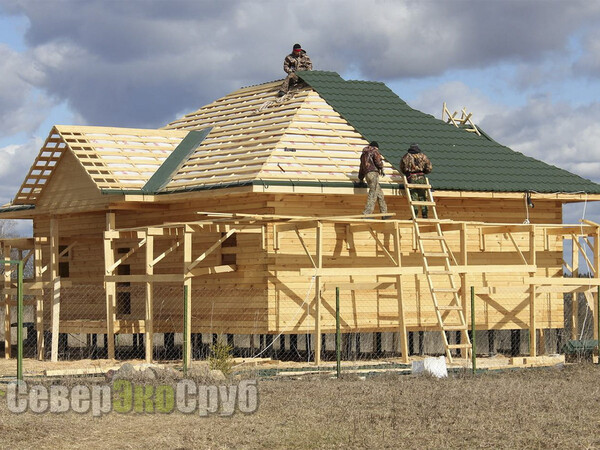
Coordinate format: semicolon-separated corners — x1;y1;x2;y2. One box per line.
2;70;600;364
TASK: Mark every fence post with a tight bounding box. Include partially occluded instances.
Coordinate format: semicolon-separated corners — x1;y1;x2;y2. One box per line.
336;287;341;378
471;286;476;374
597;286;599;364
17;261;23;381
183;285;189;376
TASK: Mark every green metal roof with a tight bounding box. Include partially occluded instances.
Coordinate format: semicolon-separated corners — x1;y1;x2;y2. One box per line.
298;71;600;194
143;128;212;193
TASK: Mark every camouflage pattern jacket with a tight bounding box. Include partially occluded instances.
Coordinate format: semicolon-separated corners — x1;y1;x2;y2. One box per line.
358;145;384;181
283;51;313;74
400;150;432;177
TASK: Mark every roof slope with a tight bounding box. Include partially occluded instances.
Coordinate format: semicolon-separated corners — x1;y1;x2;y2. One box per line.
163;81;397;191
14;126;189;205
298;71;600;194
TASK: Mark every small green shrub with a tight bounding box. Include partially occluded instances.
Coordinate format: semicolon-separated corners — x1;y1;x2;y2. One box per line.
208;341;234;375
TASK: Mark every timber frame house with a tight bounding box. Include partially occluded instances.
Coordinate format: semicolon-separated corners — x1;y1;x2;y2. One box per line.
2;71;600;365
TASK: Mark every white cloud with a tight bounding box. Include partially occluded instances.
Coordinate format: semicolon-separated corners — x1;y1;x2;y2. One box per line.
0;138;42;205
475;96;600;185
410;81;505;122
0;0;598;130
0;43;52;137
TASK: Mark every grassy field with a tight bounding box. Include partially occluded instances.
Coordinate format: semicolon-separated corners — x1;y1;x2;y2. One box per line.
1;363;600;449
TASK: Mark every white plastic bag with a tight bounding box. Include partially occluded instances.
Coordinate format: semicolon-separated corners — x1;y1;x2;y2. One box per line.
411;356;448;378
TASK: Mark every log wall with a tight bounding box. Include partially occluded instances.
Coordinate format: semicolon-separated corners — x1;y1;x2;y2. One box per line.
30;189;565;335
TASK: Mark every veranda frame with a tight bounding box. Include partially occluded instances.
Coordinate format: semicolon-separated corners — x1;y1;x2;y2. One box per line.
2;214;599;365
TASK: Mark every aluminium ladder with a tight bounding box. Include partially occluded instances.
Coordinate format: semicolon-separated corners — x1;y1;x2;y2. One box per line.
402;175;472;362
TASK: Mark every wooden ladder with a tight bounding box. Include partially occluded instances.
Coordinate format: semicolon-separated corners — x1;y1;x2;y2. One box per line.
402;175;472;362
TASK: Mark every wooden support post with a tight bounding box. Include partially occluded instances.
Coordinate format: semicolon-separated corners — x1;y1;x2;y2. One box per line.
3;243;11;359
314;221;322;365
460;223;468;358
394;222;409;363
104;212;116;359
595;226;600;342
145;234;154;363
529;225;537;357
183;232;192;365
571;234;579;340
50;217;60;362
34;238;44;360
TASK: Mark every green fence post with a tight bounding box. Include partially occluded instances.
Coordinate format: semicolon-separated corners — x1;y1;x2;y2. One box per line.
471;286;476;374
336;287;341;378
183;285;189;376
17;261;23;381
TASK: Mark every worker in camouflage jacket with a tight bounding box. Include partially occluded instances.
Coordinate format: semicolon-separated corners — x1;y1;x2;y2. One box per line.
358;141;388;217
278;43;313;96
400;143;433;218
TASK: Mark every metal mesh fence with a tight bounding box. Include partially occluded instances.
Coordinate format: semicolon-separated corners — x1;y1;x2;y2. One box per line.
0;281;597;367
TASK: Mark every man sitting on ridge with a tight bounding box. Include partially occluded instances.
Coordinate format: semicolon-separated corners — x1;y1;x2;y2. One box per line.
278;43;312;96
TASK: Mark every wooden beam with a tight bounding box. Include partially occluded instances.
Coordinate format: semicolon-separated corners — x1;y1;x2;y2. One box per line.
571;234;579;340
529;225;537;357
572;235;595;275
460;222;468;359
529;277;600;286
183;231;192;366
145;235;154;363
322;282;397;292
506;232;528;265
104;212;116;359
394;222;409;363
594;225;600;341
3;243;11;359
107;238;146;273
105;274;184;283
186;229;236;273
187;264;236;278
314;221;322;365
34;238;44;360
50;217;60;362
369;227;397;266
300;265;536;277
275;220;319;234
151;239;181;267
295;228;316;268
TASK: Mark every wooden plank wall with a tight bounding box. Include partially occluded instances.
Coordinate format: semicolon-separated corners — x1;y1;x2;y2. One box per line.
30;190;566;335
268;192;564;333
34;193;273;334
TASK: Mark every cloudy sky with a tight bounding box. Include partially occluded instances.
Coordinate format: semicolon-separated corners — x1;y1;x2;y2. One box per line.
1;0;600;236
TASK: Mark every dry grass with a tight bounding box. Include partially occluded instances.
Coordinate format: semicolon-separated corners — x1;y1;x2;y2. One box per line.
1;364;600;449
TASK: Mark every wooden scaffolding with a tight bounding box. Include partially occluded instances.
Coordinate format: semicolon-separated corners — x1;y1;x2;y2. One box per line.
2;212;600;365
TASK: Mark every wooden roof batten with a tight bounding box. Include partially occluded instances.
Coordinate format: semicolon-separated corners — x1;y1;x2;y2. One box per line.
8;71;600;215
12;125;190;206
163;80;403;192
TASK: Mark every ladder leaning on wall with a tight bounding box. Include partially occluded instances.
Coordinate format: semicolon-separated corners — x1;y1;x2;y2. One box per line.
402;175;472;363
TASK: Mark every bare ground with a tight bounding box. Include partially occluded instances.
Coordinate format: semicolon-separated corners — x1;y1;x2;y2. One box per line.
1;362;600;449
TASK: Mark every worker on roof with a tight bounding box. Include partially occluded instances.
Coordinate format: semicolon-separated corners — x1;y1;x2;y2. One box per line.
278;43;312;97
358;141;388;219
400;143;433;219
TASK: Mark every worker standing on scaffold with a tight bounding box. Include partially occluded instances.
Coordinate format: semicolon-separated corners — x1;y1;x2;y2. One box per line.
358;141;388;218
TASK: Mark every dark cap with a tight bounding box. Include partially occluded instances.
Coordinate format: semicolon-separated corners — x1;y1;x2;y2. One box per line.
293;43;302;51
408;143;420;151
369;141;379;148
